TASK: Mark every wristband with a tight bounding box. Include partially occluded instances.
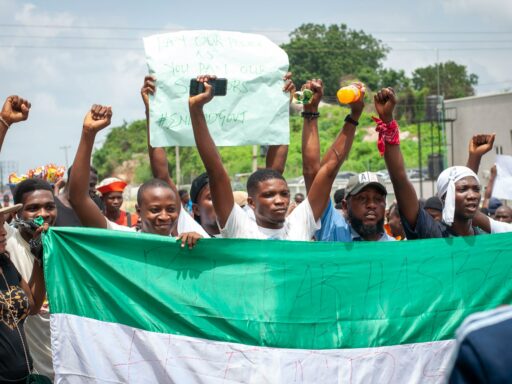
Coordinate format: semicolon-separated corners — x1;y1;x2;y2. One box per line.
372;116;400;156
344;114;359;126
0;116;10;129
301;111;320;120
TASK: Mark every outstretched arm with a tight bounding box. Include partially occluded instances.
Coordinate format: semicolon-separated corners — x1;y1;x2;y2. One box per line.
265;72;295;174
189;75;234;228
141;75;181;202
305;81;364;220
0;95;31;151
465;133;496;232
378;88;420;228
301;79;323;192
69;105;113;228
482;165;496;209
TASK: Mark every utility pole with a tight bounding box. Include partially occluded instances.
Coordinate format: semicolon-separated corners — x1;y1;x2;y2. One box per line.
252;145;258;172
60;145;71;168
436;49;441;101
0;160;18;194
175;146;181;188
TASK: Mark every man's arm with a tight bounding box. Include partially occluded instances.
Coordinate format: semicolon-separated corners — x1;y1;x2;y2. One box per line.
376;88;421;228
17;223;47;315
464;133;496;232
27;266;45;315
0;95;31;151
482;165;496;209
141;75;181;203
301;79;322;192
265;72;295;174
69;105;113;228
188;75;234;228
305;81;364;220
266;145;288;174
302;81;365;193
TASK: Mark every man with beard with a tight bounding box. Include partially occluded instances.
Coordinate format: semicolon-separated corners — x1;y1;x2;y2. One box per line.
296;77;391;242
317;172;394;241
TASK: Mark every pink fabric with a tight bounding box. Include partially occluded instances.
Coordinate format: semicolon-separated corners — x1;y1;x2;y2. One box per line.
372;117;400;156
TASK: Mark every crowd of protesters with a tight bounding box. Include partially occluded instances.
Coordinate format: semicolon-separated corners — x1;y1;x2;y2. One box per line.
0;71;511;383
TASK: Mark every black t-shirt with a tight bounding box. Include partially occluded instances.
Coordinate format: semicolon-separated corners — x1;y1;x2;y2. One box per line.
54;196;82;227
0;255;32;381
401;206;484;239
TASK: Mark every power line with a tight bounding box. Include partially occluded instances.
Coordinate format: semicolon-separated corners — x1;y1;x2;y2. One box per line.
1;44;511;52
1;23;512;35
0;34;141;41
0;44;140;50
4;34;512;44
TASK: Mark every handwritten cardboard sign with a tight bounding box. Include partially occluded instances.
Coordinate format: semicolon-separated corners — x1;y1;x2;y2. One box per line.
143;30;290;147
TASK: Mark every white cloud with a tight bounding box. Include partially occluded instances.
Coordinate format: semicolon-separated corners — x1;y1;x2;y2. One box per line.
15;3;75;33
443;0;512;22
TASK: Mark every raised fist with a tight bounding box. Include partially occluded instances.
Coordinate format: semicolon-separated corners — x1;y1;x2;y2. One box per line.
469;133;495;157
374;88;396;123
83;104;112;133
302;78;324;112
0;95;31;127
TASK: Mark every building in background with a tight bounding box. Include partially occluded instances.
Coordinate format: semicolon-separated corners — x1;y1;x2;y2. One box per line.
445;91;512;180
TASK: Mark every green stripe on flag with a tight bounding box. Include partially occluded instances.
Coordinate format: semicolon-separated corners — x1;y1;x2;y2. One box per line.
44;227;512;350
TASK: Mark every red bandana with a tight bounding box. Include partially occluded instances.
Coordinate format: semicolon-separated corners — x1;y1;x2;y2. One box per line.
372;117;400;156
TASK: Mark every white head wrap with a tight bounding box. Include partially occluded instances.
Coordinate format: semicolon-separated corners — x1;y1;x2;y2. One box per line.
436;166;480;226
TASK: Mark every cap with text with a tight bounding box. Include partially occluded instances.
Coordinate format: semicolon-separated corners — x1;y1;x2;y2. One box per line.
346;172;387;197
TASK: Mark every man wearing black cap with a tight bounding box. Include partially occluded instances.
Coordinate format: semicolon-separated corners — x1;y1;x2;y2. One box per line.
317;172;394;242
424;196;443;222
487;197;502;218
190;173;220;237
333;188;346;215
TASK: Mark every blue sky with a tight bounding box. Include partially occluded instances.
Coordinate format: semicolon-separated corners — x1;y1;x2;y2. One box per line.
1;0;511;180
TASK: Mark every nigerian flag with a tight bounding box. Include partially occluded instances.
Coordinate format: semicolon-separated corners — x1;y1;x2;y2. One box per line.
44;228;512;383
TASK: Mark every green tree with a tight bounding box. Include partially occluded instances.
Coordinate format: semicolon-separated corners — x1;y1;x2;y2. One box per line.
412;61;478;99
92;120;147;178
281;23;389;96
377;69;411;93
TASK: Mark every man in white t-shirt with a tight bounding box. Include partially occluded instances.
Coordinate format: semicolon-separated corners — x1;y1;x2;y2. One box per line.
68;104;208;247
6;180;56;379
188;75;359;240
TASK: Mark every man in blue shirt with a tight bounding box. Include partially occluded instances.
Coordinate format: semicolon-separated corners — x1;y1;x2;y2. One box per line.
316;172;395;242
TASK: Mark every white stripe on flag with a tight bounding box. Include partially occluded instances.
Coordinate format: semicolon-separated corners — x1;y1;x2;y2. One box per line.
51;314;456;383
